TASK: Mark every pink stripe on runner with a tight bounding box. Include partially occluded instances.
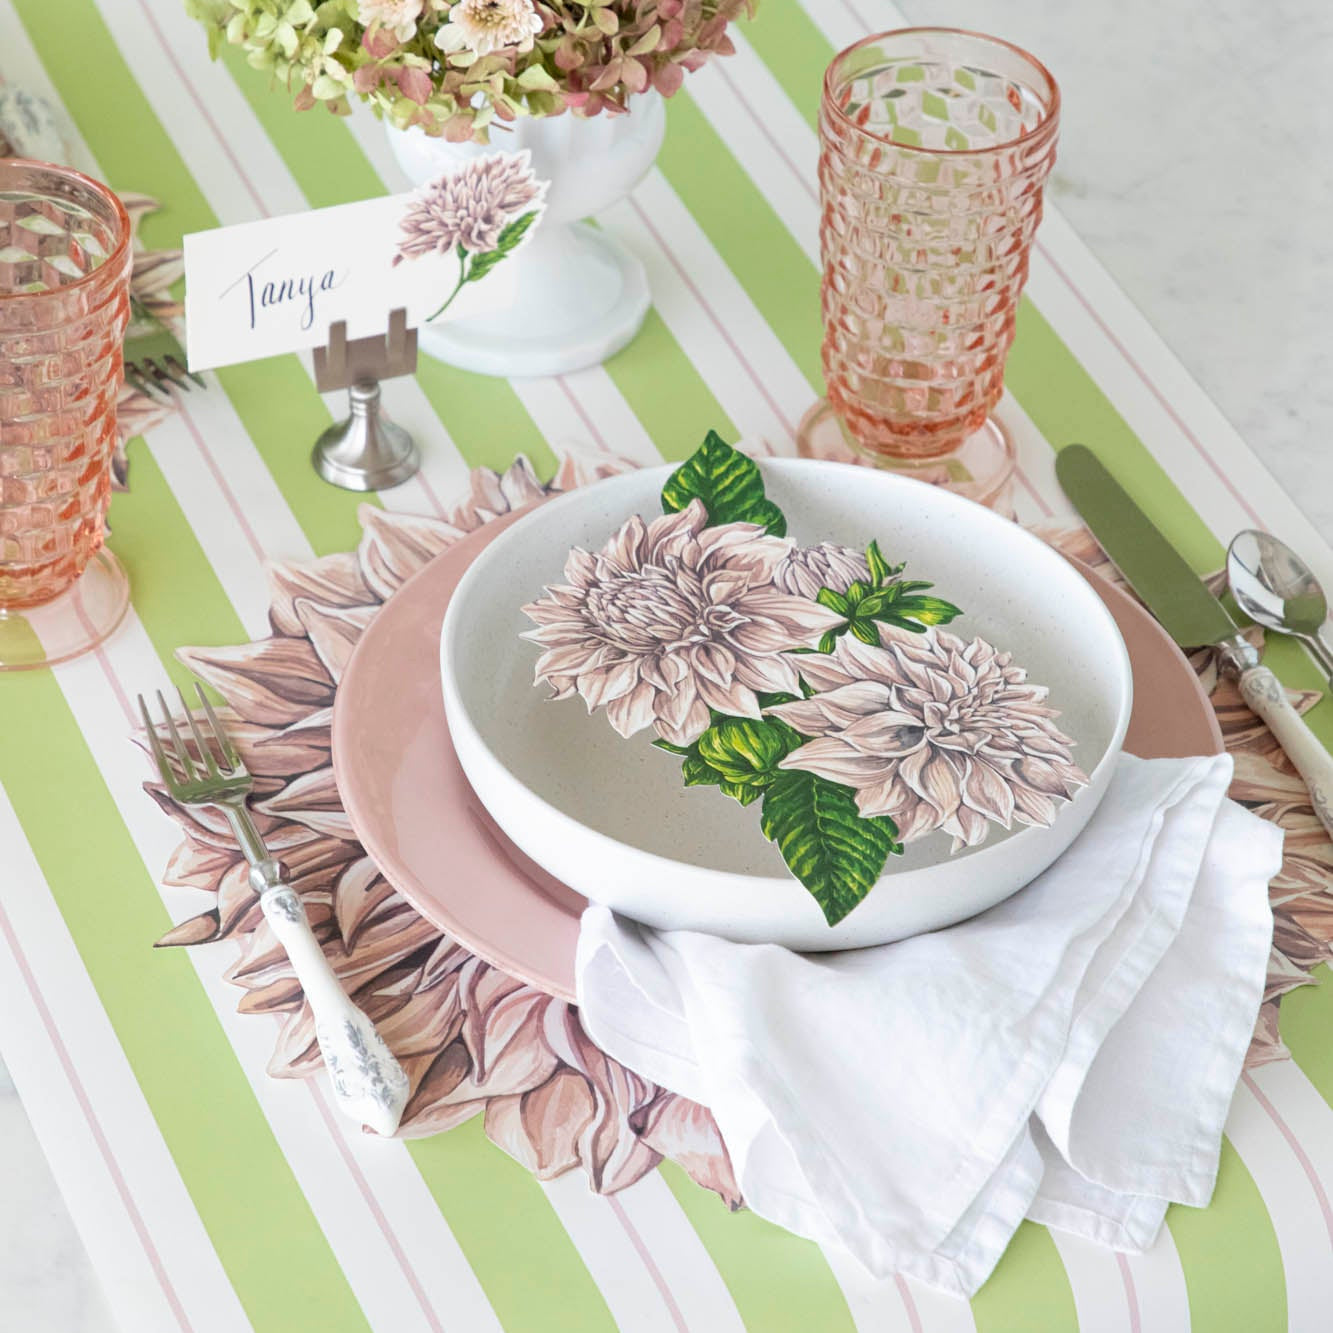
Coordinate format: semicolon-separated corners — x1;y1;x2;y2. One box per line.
373;402;448;520
80;634;452;1331
412;468;449;522
712;62;817;204
132;0;270;219
1034;240;1264;528
605;1194;690;1333
303;1081;448;1333
1014;463;1055;518
893;1274;924;1333
626;197;798;442
1115;1254;1143;1333
0;896;194;1332
839;0;875;34
555;376;612;453
175;398;271;568
1242;1070;1333;1251
71;580;137;728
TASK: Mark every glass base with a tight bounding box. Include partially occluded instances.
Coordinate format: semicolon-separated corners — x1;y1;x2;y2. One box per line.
795;400;1017;512
0;550;130;671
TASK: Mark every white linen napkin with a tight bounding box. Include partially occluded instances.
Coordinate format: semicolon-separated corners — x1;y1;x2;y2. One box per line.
576;753;1281;1297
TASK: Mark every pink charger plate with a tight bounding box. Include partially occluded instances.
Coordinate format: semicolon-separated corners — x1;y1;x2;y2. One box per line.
332;504;1223;1003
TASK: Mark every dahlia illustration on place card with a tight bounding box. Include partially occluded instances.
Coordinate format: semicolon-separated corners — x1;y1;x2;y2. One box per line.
393;151;546;322
520;433;1088;925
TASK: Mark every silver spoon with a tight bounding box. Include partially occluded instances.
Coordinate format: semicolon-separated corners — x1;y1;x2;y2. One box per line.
1227;529;1333;679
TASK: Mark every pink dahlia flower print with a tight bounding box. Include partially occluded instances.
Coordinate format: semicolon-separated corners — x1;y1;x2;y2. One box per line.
394;151;546;321
146;446;740;1205
768;627;1088;848
772;542;872;601
521;499;847;747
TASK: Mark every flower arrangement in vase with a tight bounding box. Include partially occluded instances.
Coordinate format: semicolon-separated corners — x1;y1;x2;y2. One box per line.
187;0;756;376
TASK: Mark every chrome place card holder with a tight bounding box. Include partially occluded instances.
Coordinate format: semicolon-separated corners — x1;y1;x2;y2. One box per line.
311;308;419;492
182;156;545;493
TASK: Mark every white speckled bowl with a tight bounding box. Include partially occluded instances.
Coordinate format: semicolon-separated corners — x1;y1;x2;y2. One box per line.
440;460;1132;949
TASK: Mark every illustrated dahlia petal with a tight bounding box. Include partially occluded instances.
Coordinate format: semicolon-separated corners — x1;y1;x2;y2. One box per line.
178;640;334;726
961;756;1017;826
295;598;379;684
654;693;712;747
268;551;372;637
485;1071;594;1179
737;590;846;637
696;673;764;718
779;736;894;785
357;505;463;601
254;766;356;839
576;659;641;709
605;679;657;737
634;1093;742;1208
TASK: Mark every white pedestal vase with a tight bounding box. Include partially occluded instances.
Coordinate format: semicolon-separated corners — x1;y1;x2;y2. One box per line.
386;95;665;378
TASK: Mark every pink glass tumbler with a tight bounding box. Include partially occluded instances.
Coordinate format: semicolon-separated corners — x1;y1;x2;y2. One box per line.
798;29;1060;505
0;159;132;670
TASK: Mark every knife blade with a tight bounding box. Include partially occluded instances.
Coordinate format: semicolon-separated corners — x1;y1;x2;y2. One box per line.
1055;445;1235;648
1057;442;1333;839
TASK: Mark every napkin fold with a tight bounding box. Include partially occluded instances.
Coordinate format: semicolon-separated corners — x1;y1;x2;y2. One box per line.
576;754;1281;1297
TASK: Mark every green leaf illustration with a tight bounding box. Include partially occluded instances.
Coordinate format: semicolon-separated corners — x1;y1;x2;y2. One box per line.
817;544;964;649
466;209;540;285
663;715;803;806
661;431;787;535
760;771;903;926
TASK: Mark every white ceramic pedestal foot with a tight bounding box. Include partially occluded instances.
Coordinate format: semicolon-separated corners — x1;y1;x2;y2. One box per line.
416;221;649;377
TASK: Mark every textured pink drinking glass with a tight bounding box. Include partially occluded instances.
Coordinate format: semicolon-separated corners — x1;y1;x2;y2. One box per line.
0;158;132;670
797;29;1059;505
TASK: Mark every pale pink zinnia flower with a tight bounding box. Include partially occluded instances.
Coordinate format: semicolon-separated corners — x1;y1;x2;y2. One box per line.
772;542;872;600
521;499;846;747
358;0;424;42
395;152;543;258
435;0;543;56
767;627;1087;848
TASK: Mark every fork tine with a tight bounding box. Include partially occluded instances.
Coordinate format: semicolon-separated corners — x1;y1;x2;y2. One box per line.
146;358;179;395
137;694;177;788
177;686;219;777
157;356;192;391
164;355;203;391
125;363;170;403
155;689;196;782
195;683;245;774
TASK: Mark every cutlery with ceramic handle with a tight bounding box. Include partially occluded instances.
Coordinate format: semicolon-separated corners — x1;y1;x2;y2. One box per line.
1226;528;1333;680
140;684;409;1135
1058;444;1333;839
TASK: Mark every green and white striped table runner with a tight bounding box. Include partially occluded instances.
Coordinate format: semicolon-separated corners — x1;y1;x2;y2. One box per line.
0;1;1330;1329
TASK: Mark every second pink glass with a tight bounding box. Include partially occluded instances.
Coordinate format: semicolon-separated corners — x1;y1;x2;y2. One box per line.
0;158;132;669
800;29;1059;496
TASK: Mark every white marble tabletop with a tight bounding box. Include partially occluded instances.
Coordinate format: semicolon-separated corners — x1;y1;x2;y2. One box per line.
3;2;1329;1327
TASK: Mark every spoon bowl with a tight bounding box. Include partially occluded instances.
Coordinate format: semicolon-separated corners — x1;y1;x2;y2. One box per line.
1227;529;1333;676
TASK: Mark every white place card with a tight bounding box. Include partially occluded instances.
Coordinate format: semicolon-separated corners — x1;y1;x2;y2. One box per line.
183;152;545;372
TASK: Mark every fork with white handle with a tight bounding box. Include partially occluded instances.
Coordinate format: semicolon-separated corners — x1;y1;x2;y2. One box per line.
140;684;409;1136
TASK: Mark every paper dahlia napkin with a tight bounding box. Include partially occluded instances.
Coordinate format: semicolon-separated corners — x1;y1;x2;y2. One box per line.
577;753;1282;1297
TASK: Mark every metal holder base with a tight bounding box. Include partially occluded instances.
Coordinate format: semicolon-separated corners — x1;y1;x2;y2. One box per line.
311;308;420;492
312;380;420;492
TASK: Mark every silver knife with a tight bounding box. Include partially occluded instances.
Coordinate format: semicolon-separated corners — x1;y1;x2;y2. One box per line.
1058;443;1333;837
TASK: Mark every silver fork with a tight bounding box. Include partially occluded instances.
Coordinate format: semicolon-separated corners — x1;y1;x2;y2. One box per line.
124;295;205;402
140;684;409;1136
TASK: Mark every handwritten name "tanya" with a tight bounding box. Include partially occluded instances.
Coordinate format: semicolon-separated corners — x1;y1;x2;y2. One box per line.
227;249;347;332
